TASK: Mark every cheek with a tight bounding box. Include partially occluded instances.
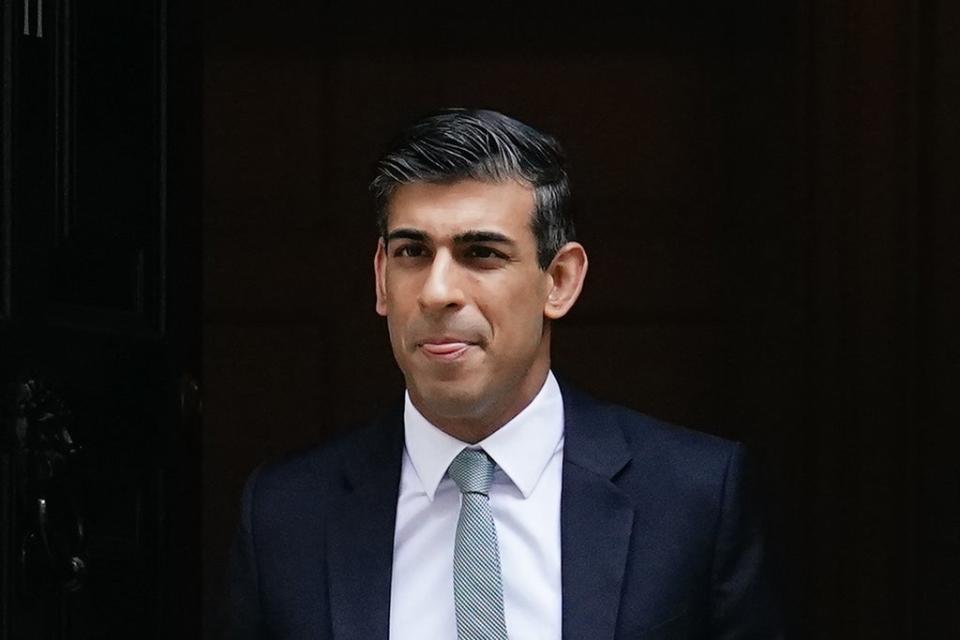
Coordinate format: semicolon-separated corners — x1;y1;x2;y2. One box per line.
385;308;411;353
488;289;546;343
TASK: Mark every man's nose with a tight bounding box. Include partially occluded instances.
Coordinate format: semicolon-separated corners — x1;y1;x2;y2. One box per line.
418;251;465;312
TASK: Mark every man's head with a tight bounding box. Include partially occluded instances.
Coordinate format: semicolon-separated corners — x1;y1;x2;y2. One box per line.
370;108;575;270
371;109;587;442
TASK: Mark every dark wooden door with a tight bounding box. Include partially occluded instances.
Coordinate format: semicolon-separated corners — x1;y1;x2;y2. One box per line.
0;0;200;638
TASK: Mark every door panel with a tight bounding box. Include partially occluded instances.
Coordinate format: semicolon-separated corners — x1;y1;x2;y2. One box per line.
0;0;200;638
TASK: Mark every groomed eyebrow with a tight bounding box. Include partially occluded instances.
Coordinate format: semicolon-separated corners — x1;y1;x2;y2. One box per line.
454;230;515;245
384;228;516;246
384;228;428;244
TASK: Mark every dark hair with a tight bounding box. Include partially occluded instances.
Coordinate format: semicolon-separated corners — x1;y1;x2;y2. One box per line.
370;108;575;269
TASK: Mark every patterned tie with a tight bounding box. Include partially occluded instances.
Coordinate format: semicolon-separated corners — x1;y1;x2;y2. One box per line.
447;448;509;640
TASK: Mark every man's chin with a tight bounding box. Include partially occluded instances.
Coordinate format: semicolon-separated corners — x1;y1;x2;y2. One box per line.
409;379;490;422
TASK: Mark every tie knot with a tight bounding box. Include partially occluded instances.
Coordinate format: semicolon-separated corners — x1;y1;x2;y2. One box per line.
448;448;495;495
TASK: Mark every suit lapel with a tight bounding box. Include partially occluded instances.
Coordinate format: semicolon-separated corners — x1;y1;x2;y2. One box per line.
560;384;634;640
326;408;404;640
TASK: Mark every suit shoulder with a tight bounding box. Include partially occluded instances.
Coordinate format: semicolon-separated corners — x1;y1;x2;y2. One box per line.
607;402;738;459
246;416;395;495
588;400;746;515
569;390;743;491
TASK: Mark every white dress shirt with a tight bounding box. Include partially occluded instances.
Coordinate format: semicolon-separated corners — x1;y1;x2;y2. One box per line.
389;371;565;640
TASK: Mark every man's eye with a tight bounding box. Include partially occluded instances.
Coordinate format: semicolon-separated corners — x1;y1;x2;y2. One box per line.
466;246;505;260
394;245;428;258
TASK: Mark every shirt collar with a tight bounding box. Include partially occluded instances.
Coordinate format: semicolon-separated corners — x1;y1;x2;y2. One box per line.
403;370;564;501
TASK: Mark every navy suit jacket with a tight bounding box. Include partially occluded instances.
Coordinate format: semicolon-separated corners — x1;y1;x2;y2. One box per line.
230;383;783;639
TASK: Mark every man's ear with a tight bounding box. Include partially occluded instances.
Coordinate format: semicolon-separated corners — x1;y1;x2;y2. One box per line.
543;242;588;320
374;238;388;317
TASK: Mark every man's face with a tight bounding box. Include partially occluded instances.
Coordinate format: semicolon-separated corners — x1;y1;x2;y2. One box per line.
374;179;554;433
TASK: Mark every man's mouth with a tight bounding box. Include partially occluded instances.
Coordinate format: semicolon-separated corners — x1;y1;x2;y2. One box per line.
418;339;475;360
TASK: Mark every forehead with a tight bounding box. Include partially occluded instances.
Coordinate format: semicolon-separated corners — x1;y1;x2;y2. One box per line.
386;180;536;238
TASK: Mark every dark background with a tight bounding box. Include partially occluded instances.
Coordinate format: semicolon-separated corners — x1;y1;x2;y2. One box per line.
201;1;959;638
2;0;955;638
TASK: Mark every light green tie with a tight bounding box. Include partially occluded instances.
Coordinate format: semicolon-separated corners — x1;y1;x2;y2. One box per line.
447;448;509;640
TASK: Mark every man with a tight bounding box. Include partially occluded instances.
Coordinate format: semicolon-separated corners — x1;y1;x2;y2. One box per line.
230;109;783;639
